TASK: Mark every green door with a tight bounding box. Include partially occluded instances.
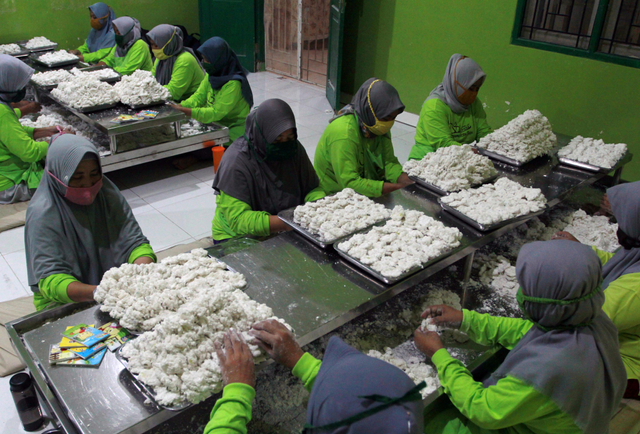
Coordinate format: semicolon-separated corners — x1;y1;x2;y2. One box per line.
326;0;346;110
199;0;258;72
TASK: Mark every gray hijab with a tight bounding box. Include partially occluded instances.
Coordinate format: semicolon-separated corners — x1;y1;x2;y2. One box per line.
148;24;202;86
427;54;486;114
484;240;626;434
0;54;34;108
333;77;405;134
113;17;141;57
305;336;423;433
602;181;640;289
212;98;319;216
25;135;149;290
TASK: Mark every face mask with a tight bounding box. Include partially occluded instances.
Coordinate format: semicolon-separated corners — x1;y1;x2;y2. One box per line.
152;28;176;60
265;140;298;161
90;11;109;30
454;56;480;106
4;87;26;103
203;62;216;76
362;79;395;136
48;169;103;206
114;34;125;47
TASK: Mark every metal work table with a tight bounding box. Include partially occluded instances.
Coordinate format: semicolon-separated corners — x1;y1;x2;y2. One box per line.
6;137;631;434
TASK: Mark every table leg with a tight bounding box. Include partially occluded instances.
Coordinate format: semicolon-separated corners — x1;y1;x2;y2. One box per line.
461;251;475;308
613;167;623;185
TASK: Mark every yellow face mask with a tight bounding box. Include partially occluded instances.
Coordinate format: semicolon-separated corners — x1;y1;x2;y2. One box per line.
90;8;110;30
152;28;176;60
362;79;395;136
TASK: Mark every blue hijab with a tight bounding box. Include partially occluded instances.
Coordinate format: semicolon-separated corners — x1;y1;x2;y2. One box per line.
197;37;253;107
305;336;424;433
86;2;116;52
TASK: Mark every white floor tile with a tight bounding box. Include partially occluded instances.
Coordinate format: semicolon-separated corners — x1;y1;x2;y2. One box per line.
302;95;334;113
144;182;213;210
157;194;216;239
0;226;25;255
133;209;193;251
189;165;217;183
393;136;414;165
295;111;333;134
296;126;320;141
130;173;200;199
300;133;324;161
3;250;28;290
0;374;49;434
392;122;417;138
277;84;325;102
0;255;29;302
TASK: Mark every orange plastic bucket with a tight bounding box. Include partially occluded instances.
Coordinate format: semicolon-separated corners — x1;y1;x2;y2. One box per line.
212;146;225;173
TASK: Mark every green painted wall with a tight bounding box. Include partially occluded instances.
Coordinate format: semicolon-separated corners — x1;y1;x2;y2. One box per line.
0;0;199;49
343;0;640;181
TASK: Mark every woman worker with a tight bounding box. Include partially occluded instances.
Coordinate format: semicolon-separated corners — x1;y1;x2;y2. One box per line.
0;55;63;203
204;326;425;433
408;54;492;160
25;135;156;311
554;181;640;400
416;240;626;433
211;99;324;243
147;24;205;102
314;78;413;198
69;2;117;64
97;17;152;75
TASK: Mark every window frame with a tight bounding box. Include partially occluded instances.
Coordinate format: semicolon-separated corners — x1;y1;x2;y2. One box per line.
511;0;640;69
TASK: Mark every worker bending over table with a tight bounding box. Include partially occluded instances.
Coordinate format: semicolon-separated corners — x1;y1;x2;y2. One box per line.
25;135;156;311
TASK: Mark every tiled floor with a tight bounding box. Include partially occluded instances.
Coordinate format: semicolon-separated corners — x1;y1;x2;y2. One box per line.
0;72;416;433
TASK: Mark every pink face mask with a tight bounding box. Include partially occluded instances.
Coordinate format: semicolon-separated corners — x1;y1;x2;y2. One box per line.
47;170;103;206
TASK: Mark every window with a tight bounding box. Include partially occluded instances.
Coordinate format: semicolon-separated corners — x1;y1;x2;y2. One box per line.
512;0;640;68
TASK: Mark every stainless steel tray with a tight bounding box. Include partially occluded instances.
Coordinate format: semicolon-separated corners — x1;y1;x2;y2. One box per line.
558;151;629;173
474;147;528;167
75;65;122;83
76;102;119;113
115;343;193;411
409;173;499;196
439;199;545;232
18;41;58;53
4;46;31;57
126;100;168;110
29;52;80;69
277;208;333;248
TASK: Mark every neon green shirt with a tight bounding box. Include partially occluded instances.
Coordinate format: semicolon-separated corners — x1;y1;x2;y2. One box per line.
314;114;404;197
77;41;115;64
427;310;580;434
151;51;205;102
181;77;250;143
0;104;47;191
408;98;492;160
203;353;321;433
594;247;640;381
211;188;326;241
102;39;152;75
34;243;156;311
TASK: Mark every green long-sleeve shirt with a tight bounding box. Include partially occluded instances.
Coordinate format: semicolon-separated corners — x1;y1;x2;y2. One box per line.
77;40;116;64
408;98;492;161
34;243;156;311
203;352;321;433
151;51;205;102
0;104;47;191
211;187;326;241
180;77;250;143
314;114;404;197
594;247;640;381
102;39;152;76
427;310;580;434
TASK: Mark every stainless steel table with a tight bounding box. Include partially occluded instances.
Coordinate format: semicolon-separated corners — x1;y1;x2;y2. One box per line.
6;136;631;433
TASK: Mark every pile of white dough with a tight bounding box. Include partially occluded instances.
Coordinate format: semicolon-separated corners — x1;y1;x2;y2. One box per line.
441;178;547;226
367;348;440;398
30;69;72;86
70;67;120;80
0;44;21;54
558;136;627;168
403;144;497;192
95;249;289;406
51;75;119;109
477;253;519;298
338;206;462;278
114;70;171;106
24;36;55;49
563;209;619;252
181;119;214;137
37;50;78;66
293;188;390;242
477;110;557;163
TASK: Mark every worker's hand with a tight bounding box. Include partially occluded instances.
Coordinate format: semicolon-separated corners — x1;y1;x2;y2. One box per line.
215;329;255;388
169;103;192;117
249;319;303;370
68;50;81;55
421;305;463;329
598;194;612;216
397;172;415;188
551;231;579;242
414;328;444;360
76;54;84;62
96;61;107;67
19;102;42;116
133;256;154;265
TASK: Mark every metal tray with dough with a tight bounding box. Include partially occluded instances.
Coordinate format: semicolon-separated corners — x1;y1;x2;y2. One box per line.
558;151;629;173
439;199;545;232
29;52;79;69
409;173;499;196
